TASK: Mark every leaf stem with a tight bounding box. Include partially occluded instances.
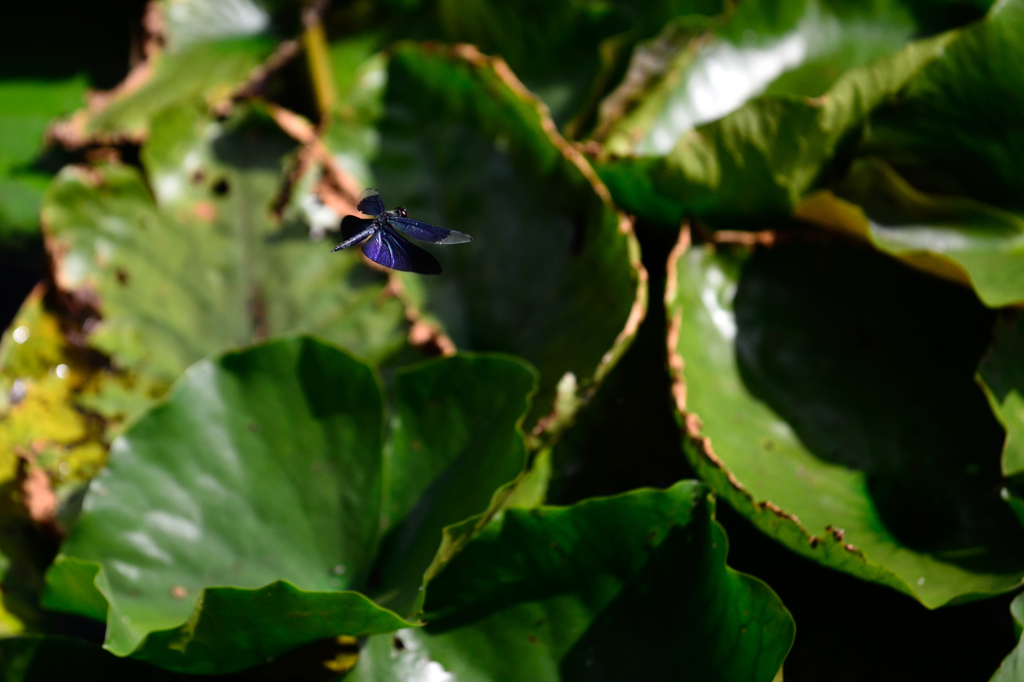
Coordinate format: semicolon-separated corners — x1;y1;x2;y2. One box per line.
302;1;336;120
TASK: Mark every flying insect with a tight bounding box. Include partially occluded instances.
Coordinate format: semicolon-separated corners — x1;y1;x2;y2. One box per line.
332;189;472;275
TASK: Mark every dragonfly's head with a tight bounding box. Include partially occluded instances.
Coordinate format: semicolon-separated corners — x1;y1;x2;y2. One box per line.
394;207;408;218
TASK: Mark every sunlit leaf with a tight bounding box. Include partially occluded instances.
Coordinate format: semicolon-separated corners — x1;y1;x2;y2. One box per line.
597;28;955;225
42;338;537;673
596;0;924;157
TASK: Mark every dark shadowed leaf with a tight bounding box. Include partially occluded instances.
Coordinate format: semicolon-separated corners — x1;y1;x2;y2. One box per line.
796;158;1024;308
864;0;1024;215
371;355;537;615
347;482;793;682
666;230;1024;607
979;312;1024;478
0;635;196;682
990;592;1024;682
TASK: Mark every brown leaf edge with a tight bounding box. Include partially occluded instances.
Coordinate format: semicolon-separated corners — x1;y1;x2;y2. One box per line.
663;224;920;603
414;44;648;446
45;2;164;150
47;0;300;150
15;449;62;538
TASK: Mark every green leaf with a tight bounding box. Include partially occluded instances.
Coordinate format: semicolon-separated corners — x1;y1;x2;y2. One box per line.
666;231;1024;608
347;482;794;682
795;158;1024;308
0;78;85;241
43;337;398;671
979;312;1024;478
865;0;1024;214
990;592;1024;682
42;338;538;673
596;0;922;157
370;43;646;431
597;27;956;226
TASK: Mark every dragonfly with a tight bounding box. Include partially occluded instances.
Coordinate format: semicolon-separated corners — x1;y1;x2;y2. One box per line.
332;189;472;275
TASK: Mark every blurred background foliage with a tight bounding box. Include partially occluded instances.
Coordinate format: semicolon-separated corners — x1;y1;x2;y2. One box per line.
2;0;1024;680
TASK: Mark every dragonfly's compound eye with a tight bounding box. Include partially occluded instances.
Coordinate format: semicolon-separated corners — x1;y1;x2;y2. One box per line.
395;207;408;218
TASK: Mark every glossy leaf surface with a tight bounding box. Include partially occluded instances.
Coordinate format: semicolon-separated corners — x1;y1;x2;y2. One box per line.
42;338;537;673
990;592;1024;682
795;158;1024;308
598;29;954;226
666;233;1024;607
372;355;536;615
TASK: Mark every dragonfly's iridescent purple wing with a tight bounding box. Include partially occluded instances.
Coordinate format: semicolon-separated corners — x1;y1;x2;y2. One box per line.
362;226;442;274
357;188;386;217
388;216;473;244
332;216;375;252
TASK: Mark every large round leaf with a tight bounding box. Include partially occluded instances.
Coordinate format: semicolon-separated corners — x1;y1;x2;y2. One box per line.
346;482;794;682
370;43;646;430
310;40;646;433
43;337;400;671
370;354;537;616
42;338;538;673
666;228;1024;607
